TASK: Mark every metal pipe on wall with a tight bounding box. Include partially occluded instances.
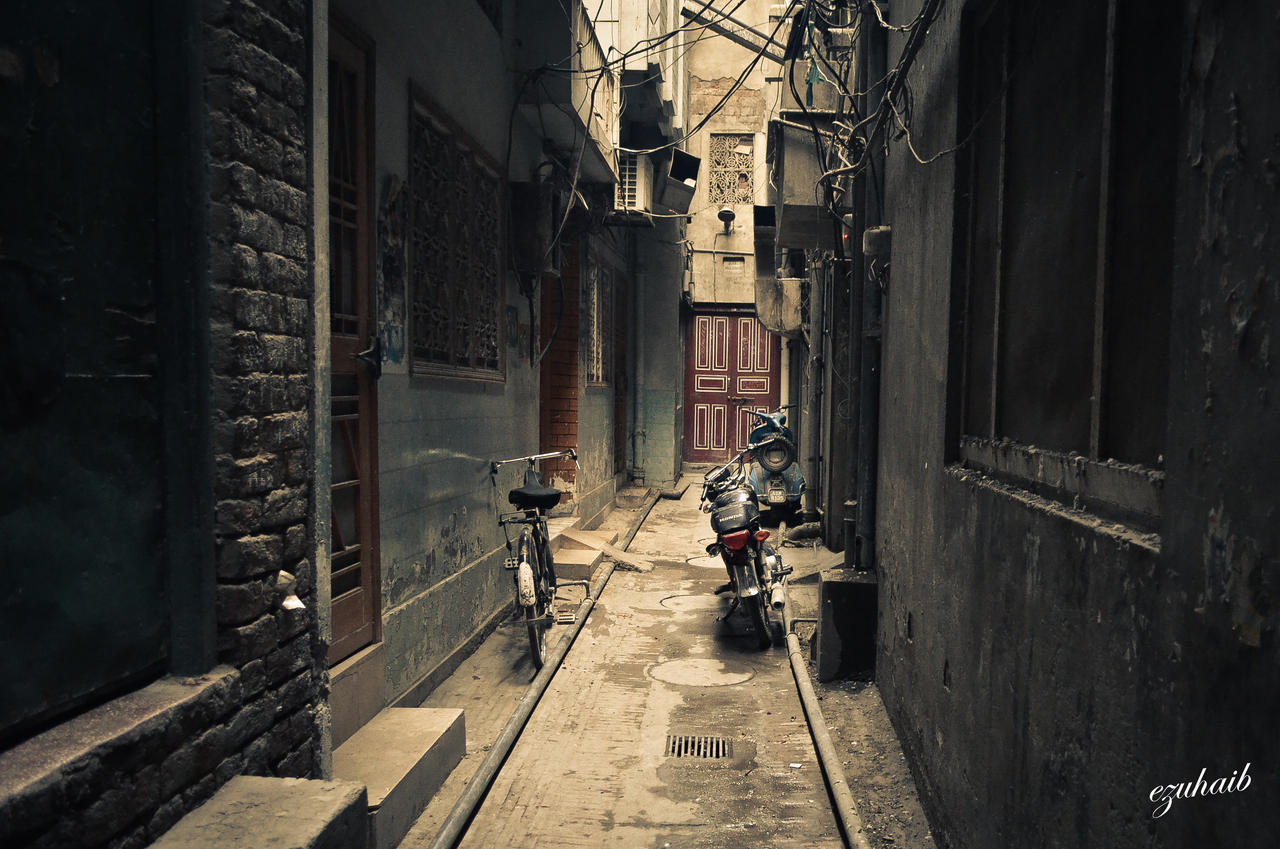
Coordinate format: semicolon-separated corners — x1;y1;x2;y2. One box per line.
852;6;888;571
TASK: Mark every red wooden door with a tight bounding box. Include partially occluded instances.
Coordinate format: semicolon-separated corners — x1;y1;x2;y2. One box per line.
683;312;780;463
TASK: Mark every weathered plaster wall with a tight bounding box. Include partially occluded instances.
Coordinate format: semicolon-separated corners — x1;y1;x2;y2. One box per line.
632;219;688;487
333;0;543;703
576;236;630;525
684;0;774;307
872;1;1280;847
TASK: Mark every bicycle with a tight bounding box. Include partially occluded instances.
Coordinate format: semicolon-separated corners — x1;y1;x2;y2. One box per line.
490;448;579;669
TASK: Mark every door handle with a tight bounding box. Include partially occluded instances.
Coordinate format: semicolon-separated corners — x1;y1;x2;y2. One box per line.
353;337;382;379
727;396;748;404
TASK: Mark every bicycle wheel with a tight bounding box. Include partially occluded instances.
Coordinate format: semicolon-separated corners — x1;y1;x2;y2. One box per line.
747;593;773;649
518;529;550;668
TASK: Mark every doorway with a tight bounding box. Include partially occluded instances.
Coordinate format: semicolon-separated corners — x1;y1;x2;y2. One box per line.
327;22;380;665
683;311;780;464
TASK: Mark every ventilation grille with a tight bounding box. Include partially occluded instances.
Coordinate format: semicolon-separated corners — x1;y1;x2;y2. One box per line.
665;735;734;759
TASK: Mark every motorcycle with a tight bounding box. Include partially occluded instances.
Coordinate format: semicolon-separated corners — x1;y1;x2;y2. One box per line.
743;407;804;523
700;444;792;649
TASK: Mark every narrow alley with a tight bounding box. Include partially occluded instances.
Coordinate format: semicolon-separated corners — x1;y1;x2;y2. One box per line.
2;1;1278;848
399;484;932;849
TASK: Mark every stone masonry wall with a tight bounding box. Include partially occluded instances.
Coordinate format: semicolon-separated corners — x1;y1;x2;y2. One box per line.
0;2;320;846
0;3;320;848
203;0;321;784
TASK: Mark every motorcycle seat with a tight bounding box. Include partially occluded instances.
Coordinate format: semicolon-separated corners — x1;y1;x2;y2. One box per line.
509;468;563;511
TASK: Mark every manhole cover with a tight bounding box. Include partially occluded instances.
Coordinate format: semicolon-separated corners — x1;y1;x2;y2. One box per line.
687;555;723;569
665;735;733;759
659;594;721;611
647;658;755;686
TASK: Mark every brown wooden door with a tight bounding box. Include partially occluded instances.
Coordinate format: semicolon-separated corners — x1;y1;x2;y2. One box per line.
328;24;380;665
683;311;780;463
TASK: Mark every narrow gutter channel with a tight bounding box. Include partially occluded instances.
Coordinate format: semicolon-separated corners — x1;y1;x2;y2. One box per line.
782;583;874;849
426;492;662;849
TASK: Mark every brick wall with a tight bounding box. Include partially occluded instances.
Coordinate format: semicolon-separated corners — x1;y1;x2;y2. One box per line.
203;0;320;780
689;75;765;125
540;246;581;492
0;3;320;848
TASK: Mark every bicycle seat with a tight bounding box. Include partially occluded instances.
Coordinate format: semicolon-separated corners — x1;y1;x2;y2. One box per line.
509;467;563;511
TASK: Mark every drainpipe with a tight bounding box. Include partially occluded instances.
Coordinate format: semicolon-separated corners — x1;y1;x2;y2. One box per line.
852;6;887;571
630;235;645;484
801;263;823;522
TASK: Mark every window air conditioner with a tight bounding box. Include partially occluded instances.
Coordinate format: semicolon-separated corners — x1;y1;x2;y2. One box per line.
615;151;653;213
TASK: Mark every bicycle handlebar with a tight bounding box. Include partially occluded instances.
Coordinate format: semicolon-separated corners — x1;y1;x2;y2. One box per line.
490;448;578;475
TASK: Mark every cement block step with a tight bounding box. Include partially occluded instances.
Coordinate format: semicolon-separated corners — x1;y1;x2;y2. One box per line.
553;546;603;581
150;775;368;849
552;527;618;553
815;568;878;683
333;708;464;849
614;487;654;510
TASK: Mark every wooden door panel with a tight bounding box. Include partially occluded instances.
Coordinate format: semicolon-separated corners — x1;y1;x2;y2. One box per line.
327;24;379;665
684;311;780;463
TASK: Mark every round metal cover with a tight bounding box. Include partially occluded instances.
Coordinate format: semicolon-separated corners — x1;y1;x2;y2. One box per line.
659;594;721;611
647;658;755;686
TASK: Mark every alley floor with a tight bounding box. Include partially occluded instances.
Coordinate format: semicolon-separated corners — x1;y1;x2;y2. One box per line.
398;482;935;849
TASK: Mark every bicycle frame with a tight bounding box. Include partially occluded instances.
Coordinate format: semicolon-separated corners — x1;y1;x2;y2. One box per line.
490;448;578;669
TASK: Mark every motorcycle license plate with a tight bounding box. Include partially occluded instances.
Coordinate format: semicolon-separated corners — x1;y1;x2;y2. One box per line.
768;485;787;504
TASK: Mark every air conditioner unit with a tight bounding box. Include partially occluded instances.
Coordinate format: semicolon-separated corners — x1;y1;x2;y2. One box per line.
615;151;653;213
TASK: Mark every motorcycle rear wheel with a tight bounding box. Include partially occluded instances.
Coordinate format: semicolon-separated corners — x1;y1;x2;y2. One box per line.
519;530;550;669
746;593;773;649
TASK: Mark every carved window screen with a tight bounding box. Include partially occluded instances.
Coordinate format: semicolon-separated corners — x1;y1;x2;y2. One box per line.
408;90;504;379
708;133;754;204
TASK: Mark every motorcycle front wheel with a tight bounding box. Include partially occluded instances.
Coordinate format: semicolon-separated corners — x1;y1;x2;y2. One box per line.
518;530;550;669
746;593;773;649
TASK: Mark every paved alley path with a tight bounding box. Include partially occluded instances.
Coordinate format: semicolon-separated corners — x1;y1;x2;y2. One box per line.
403;486;845;849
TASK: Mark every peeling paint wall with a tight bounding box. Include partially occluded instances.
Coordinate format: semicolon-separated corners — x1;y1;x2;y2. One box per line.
684;0;774;308
632;219;688;487
332;0;543;704
872;0;1280;847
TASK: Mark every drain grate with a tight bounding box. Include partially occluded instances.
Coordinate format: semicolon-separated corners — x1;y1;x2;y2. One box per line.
665;734;734;759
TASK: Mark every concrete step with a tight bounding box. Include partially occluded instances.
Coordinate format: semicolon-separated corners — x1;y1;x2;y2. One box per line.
150;775;368;849
552;527;618;554
815;568;878;682
552;546;603;581
614;487;654;510
332;708;464;849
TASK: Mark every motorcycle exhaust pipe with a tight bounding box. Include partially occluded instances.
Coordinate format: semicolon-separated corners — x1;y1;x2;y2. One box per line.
770;579;786;610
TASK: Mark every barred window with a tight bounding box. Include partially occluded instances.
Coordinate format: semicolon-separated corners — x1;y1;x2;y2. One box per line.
408;89;504;379
585;255;612;385
708;133;754;204
951;0;1176;528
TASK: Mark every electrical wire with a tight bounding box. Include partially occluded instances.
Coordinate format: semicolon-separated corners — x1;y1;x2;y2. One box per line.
618;0;804;155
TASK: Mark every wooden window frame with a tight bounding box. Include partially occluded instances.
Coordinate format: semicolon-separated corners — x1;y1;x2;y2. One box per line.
584;253;613;387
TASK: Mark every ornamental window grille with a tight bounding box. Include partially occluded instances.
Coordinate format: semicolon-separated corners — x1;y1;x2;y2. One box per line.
708;133;754;204
585;255;613;385
408;90;504;379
